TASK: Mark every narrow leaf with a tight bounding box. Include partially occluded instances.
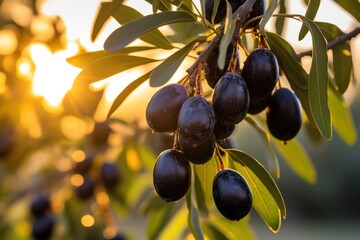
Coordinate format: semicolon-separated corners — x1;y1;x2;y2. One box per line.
108;71;152;118
91;1;121;41
259;0;278;36
245;116;280;180
228;149;285;232
74;55;157;85
111;4;174;50
150;38;201;87
153;0;160;13
265;32;308;90
299;0;320;40
275;0;286;35
218;1;235;70
328;87;357;145
67;47;156;69
272;139;317;184
157;206;188;240
333;0;360;23
299;17;331;139
186;167;204;240
147;202;176;240
212;0;221;24
105;11;196;51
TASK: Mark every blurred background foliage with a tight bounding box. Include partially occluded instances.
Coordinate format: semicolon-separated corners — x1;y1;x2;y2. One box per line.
0;0;359;239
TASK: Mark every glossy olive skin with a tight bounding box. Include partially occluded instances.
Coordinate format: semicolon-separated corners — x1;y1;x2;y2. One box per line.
179;135;215;164
242;48;279;104
178;97;215;144
30;195;51;218
248;94;271;115
31;216;55;240
205;0;265;27
75;177;95;200
213;169;252;221
212;72;249;125
266;88;302;141
205;43;234;89
214;121;235;140
101;163;121;190
146;84;188;132
153;150;191;202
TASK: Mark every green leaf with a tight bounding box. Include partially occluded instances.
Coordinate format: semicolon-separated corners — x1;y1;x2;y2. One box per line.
272;139;317;184
147;202;176;240
157;206;188;240
316;22;352;94
245;116;280;180
107;71;152;118
67;47;156;69
193;157;218;213
202;223;229;240
145;0;171;11
333;0;360;23
74;55;158;85
298;0;320;40
265;32;308;90
259;0;278;36
150;37;202;87
275;0;286;35
328;87;357;145
205;215;255;240
105;10;196;51
91;1;121;41
228;149;285;232
110;4;174;50
153;0;160;13
212;0;221;24
186;167;204;240
218;2;235;70
299;17;332;139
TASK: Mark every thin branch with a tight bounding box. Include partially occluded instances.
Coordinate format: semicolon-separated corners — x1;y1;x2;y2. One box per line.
297;27;360;58
186;0;257;75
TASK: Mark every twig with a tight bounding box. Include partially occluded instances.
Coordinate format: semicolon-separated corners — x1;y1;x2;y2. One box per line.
186;0;257;75
297;27;360;58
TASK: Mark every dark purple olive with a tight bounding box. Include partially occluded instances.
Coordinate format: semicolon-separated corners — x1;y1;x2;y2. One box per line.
248;94;271;115
75;177;95;200
73;155;93;175
212;72;249;125
89;121;112;146
178;97;215;144
153;149;191;202
146;84;188;132
205;43;234;89
108;234;126;240
31;215;55;240
214;121;235;140
179;134;215;164
101;162;121;190
213;169;252;221
242;48;279;104
205;0;265;27
266;88;302;141
30;195;51;218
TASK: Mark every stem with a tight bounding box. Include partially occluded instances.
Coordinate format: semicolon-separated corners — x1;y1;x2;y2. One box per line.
297;27;360;58
186;0;257;76
215;145;225;171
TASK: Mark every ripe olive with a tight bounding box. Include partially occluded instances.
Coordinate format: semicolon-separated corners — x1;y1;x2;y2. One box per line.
212;72;249;125
31;216;55;240
30;195;51;218
153;149;191;202
178;97;215;144
73;155;93;175
242;48;279;104
214;121;235;140
179;134;215;164
75;177;95;200
213;169;252;221
205;0;265;27
248;94;271;115
101;162;121;190
205;43;234;89
89;121;112;146
146;84;188;132
266;88;302;141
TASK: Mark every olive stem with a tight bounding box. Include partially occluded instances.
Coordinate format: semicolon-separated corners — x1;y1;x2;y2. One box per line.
195;63;203;96
186;0;257;77
173;131;180;150
297;27;360;59
215;145;225;171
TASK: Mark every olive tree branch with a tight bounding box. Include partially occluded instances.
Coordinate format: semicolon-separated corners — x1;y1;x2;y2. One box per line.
297;27;360;58
186;0;257;75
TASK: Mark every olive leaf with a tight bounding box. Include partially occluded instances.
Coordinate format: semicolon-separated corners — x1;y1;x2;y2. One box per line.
298;0;320;40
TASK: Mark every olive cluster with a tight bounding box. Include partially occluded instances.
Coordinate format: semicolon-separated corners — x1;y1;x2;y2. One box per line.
30;195;55;240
